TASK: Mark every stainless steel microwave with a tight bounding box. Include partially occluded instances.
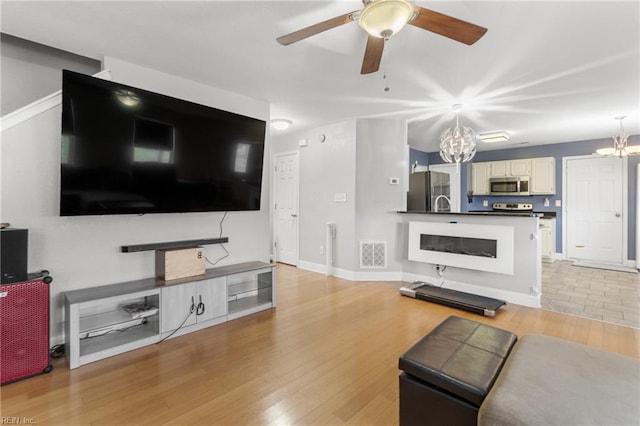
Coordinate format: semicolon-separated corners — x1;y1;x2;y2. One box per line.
489;176;530;196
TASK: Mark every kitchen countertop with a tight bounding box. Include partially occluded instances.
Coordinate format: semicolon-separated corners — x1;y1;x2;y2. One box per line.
399;211;537;217
398;211;557;218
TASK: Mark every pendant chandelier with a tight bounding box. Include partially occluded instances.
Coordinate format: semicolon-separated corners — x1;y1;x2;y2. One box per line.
439;105;477;164
595;116;640;157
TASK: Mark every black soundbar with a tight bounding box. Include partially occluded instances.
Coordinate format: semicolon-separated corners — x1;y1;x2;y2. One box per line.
121;238;229;253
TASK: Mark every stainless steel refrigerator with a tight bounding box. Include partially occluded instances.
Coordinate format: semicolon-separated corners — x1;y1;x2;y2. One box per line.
407;171;451;212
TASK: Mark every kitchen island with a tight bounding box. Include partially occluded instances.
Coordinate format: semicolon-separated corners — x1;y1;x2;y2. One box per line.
398;211;541;308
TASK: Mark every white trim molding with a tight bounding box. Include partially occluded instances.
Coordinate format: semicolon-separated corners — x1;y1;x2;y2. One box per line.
1;70;112;132
297;260;403;282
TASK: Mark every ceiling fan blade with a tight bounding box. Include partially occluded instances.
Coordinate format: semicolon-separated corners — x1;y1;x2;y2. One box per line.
361;35;385;74
409;6;487;45
276;11;357;45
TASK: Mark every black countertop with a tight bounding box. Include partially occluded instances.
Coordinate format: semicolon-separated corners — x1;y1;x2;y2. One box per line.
469;210;557;218
399;210;557;218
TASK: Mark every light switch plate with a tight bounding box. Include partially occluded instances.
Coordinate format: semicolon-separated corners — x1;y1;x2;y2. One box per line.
555;199;562;207
483;200;488;207
389;177;399;185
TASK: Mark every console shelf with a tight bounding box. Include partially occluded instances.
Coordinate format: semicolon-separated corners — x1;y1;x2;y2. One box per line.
226;268;274;319
65;261;276;369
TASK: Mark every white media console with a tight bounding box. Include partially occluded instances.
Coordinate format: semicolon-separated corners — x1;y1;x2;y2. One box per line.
64;261;275;369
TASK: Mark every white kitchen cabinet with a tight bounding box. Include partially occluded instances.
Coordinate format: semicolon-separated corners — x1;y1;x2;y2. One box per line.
531;157;555;194
489;160;510;177
539;218;556;262
471;162;490;195
510;159;532;176
490;159;531;177
160;277;226;334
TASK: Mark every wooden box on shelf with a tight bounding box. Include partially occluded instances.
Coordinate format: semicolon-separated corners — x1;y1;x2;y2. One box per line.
155;247;204;281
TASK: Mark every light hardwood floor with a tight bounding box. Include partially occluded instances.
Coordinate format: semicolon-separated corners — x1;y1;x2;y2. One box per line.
2;264;639;425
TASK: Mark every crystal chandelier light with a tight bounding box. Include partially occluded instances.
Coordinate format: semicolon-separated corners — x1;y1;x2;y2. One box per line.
595;116;640;157
439;105;477;164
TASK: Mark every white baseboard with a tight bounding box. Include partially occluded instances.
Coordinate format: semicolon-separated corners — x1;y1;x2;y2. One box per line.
572;261;638;274
297;261;402;282
297;260;326;275
402;272;540;308
297;260;355;280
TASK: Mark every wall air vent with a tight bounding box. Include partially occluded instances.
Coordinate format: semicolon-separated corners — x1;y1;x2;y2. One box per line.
360;241;387;268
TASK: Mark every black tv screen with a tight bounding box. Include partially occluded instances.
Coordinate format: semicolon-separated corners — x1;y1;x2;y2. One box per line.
60;70;266;216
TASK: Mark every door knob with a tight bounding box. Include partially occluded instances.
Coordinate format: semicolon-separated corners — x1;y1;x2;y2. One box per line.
291;213;298;217
615;213;621;217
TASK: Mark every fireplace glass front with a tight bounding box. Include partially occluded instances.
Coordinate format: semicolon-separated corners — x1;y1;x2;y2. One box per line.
420;234;497;258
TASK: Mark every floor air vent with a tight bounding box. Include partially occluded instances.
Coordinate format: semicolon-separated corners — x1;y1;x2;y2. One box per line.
360;241;386;268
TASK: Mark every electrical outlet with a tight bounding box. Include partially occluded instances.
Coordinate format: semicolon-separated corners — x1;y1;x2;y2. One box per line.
544;198;549;207
482;200;488;207
555;199;562;207
320;246;324;255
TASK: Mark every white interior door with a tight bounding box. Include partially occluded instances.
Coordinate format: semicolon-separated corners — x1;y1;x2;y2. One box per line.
428;163;461;212
565;156;626;264
274;152;299;266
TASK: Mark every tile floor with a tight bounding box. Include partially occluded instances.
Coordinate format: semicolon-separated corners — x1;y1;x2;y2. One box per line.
541;260;640;329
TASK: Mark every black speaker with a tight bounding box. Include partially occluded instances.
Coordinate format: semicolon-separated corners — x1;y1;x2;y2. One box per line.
0;228;28;284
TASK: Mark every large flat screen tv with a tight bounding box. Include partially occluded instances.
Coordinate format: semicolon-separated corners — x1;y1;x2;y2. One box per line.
60;70;266;216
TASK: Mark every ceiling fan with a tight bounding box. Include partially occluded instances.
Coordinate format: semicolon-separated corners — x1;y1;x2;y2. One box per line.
277;0;488;75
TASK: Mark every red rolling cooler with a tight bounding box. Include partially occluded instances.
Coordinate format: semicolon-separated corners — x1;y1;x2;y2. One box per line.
1;271;53;384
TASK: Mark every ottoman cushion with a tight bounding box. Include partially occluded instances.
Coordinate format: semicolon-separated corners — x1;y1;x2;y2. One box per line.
479;334;640;426
399;316;517;407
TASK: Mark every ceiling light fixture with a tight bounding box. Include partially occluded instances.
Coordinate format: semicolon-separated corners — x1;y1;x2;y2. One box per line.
439;104;477;165
358;0;415;39
478;131;510;143
271;119;292;131
596;116;640;157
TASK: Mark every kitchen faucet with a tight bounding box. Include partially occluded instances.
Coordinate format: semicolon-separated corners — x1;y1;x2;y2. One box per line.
434;195;451;212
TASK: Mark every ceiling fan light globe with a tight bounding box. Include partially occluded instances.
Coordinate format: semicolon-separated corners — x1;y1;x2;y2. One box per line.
595;147;616;156
625;145;640;155
358;0;414;38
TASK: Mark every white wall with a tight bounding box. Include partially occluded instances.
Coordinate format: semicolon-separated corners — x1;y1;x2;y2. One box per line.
354;119;407;278
272;120;357;273
0;58;271;343
271;118;409;279
0;34;100;115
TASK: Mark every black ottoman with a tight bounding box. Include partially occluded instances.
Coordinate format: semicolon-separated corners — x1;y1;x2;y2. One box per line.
398;316;517;426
